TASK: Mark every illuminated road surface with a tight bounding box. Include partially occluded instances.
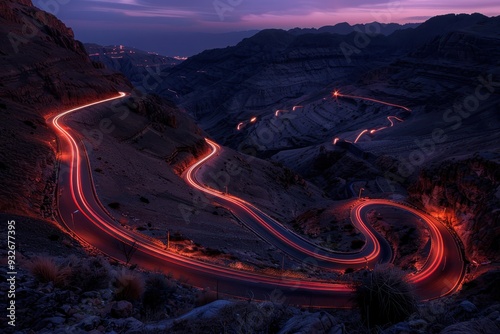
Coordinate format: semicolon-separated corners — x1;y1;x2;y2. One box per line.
50;93;464;307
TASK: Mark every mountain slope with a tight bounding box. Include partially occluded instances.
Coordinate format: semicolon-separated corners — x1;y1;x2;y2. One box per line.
0;0;207;223
0;0;131;216
155;28;389;146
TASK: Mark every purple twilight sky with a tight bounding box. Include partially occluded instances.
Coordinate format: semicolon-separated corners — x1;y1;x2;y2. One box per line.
33;0;500;56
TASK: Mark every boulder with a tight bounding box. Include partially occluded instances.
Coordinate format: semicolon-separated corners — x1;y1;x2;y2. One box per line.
111;300;134;318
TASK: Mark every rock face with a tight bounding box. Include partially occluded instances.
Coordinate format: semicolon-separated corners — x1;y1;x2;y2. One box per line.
409;158;500;262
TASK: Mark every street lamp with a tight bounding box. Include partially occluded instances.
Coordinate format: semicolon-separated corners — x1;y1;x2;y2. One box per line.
358;187;365;199
71;209;79;229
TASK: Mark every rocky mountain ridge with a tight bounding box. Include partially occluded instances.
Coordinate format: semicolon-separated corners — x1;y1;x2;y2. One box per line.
289;21;420;36
84;43;184;92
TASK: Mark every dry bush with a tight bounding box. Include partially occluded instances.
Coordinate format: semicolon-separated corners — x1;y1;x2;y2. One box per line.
114;268;145;301
30;256;71;288
68;256;112;291
355;264;417;328
142;273;176;319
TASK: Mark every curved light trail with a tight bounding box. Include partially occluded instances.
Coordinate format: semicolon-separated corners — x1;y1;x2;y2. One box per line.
236;116;258;130
49;93;464;308
275;109;288;117
369;116;404;134
186;139;392;269
354;129;369;144
333;90;411;144
333;90;411;112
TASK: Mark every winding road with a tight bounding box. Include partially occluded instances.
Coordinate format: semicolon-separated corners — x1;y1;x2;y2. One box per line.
49;92;464;307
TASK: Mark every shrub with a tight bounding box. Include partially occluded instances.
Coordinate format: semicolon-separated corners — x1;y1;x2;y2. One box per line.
30;257;70;288
351;239;365;249
355;265;417;328
114;268;145;301
108;202;121;209
344;267;355;274
142;273;175;314
68;257;111;292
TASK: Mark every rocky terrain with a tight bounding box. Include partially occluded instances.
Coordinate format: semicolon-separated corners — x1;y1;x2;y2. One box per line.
409;158;500;263
153;11;500;275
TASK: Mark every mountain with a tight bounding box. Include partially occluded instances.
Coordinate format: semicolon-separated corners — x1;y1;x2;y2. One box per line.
154;13;499;154
289;22;420;36
386;13;491;51
84;44;184;92
153;13;500;261
154;28;388;146
79;30;261;57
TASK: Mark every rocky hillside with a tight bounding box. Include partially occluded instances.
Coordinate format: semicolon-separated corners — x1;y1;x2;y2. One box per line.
409;158;500;262
156;28;389;147
0;0;207;221
0;0;130;217
151;12;500;266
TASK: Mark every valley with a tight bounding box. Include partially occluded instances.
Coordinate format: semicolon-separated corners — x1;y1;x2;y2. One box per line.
0;1;498;332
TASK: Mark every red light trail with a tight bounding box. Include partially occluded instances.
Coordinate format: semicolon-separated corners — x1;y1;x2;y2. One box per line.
333;91;411;112
332;90;411;144
236;116;258;130
49;93;464;307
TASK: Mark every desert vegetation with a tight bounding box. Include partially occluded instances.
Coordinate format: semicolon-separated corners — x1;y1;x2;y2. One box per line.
355;265;417;328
